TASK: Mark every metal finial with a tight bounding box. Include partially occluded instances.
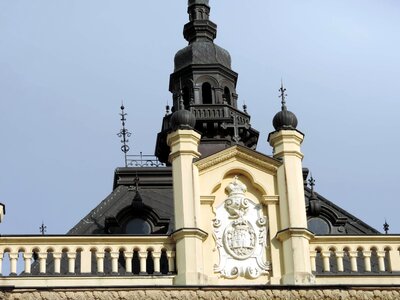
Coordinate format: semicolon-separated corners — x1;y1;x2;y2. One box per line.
279;80;287;111
384;220;389;234
134;173;140;191
308;174;316;194
39;221;47;235
117;102;132;167
243;100;248;114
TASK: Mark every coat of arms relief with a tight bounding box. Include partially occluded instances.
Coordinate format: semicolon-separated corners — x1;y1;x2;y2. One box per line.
213;176;271;279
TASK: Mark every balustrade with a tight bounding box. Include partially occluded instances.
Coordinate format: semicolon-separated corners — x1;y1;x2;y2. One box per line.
0;236;176;277
309;236;400;275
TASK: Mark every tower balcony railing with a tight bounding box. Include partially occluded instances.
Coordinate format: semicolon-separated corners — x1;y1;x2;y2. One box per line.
309;235;400;284
189;104;249;123
0;235;176;288
126;153;166;167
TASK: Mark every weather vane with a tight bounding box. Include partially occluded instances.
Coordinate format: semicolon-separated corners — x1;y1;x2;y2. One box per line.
39;221;47;235
117;102;132;167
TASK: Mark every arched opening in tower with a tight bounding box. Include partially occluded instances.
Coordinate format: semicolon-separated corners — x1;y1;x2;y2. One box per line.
202;82;212;104
224;87;231;105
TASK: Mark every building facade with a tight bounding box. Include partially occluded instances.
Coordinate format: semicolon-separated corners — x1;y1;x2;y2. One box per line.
1;1;400;299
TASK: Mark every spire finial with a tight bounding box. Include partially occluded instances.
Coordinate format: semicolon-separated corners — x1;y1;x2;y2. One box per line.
117;102;132;167
185;0;216;43
384;220;389;234
308;174;316;196
39;221;47;235
279;80;287;111
134;173;140;191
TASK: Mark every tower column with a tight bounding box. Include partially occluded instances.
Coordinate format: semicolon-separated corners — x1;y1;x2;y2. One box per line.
268;84;314;285
167;108;208;285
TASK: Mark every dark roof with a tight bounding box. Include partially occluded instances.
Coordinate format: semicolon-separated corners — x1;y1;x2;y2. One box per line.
304;187;380;235
68;167;174;235
68;163;379;237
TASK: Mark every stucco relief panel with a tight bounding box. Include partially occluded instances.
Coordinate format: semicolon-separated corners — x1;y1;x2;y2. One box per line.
213;176;271;279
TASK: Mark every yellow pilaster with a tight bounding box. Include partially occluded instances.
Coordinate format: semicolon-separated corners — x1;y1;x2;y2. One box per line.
269;129;314;284
167;129;208;285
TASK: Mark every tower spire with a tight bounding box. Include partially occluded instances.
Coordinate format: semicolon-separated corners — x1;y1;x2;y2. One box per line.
184;0;217;43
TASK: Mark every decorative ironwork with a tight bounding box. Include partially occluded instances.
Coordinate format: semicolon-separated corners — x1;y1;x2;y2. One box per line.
117;103;132;167
39;221;47;235
384;220;389;234
308;175;316;193
221;112;250;143
127;152;166;167
279;80;287;110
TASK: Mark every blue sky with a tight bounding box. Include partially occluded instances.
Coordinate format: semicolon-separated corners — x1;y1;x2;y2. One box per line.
0;0;399;234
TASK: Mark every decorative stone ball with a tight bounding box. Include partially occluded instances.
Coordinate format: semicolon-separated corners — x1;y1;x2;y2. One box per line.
272;109;298;131
170;109;196;131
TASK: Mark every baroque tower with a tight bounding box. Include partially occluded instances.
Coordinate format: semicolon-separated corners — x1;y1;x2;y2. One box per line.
155;0;259;163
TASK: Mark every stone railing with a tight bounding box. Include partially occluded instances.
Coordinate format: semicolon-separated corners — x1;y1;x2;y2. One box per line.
309;235;400;284
0;235;176;287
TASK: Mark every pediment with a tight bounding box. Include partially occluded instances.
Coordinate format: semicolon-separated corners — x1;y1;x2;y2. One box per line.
195;145;281;175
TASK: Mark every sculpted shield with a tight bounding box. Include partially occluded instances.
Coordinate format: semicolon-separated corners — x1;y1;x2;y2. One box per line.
213;176;271;279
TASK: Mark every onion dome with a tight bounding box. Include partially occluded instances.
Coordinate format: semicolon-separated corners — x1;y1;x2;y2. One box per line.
272;83;298;131
170;99;196;131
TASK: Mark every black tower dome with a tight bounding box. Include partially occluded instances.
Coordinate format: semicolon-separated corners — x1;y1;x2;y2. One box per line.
155;0;259;163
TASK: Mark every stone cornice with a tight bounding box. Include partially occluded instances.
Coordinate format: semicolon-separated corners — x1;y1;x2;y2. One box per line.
171;228;208;242
275;227;315;242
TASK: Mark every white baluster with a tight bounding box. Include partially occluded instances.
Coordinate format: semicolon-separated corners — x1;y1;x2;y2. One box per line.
139;251;147;274
53;253;62;274
38;253;48;274
167;251;175;273
349;251;358;272
110;252;119;274
309;251;317;272
23;253;32;274
378;251;386;272
96;252;105;274
67;252;76;274
363;251;371;272
9;253;18;275
124;251;133;274
0;252;3;275
321;251;331;272
335;251;344;272
153;251;161;274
